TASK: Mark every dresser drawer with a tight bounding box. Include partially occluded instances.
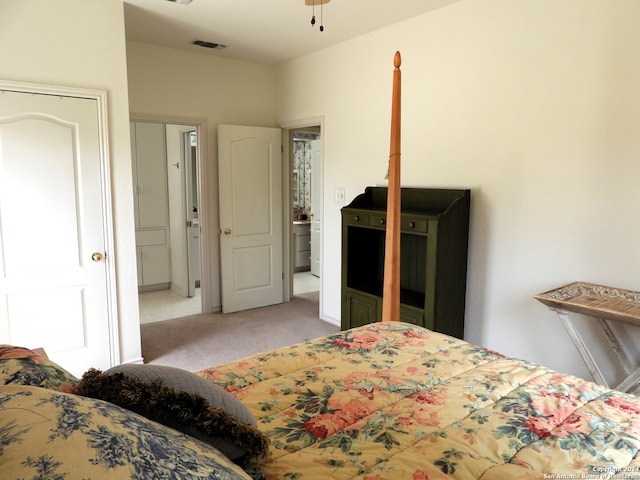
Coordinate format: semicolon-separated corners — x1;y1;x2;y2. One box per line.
401;216;427;233
344;212;370;226
369;214;387;228
362;214;428;233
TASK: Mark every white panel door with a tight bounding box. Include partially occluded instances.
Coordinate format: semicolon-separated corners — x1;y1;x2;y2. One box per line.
0;87;115;376
218;124;283;313
166;125;199;299
184;131;199;298
309;139;321;277
166;125;189;297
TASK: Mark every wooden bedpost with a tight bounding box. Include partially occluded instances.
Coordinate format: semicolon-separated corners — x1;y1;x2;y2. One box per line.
381;51;401;322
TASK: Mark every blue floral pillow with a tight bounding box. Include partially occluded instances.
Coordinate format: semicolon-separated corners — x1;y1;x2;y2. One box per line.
0;384;253;480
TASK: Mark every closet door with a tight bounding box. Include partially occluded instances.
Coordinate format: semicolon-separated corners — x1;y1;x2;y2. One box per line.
0;85;117;375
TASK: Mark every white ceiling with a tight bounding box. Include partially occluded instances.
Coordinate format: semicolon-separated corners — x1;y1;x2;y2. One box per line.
123;0;460;65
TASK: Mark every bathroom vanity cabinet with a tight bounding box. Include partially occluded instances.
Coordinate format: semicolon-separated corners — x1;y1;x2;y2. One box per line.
293;221;311;272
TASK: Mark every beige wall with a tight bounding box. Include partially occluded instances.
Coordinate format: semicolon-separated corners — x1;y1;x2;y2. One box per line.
0;0;141;364
276;0;640;379
126;41;278;309
4;0;639;384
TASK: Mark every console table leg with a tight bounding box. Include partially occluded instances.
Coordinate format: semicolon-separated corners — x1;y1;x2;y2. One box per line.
595;318;640;392
597;317;634;374
616;366;640;393
555;310;609;388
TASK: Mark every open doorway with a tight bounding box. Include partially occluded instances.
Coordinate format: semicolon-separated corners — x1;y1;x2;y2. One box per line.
132;121;204;324
289;126;321;300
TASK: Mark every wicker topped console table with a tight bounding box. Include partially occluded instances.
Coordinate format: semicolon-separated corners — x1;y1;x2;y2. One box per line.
535;282;640;393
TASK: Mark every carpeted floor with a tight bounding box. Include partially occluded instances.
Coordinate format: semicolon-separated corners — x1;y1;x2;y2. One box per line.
140;291;339;372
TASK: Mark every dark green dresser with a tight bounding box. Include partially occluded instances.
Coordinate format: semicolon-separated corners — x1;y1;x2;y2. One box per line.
341;187;470;339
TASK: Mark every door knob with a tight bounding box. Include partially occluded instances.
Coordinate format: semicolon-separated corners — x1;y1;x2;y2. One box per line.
223;227;231;235
91;252;103;262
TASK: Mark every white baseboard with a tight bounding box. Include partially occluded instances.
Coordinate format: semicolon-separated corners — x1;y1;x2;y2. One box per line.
119;356;144;366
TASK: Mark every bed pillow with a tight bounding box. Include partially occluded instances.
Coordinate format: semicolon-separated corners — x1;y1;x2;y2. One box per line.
0;384;253;480
76;365;268;463
0;344;78;393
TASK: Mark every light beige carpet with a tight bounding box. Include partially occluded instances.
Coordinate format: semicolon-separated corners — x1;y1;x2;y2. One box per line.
140;292;339;372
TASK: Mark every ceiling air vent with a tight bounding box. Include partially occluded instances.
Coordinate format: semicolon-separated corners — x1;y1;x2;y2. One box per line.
193;40;226;49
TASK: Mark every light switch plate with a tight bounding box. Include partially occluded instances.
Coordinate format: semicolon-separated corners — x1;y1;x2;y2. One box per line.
334;187;346;205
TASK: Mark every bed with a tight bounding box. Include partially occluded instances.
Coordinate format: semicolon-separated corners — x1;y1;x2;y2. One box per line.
4;53;640;479
197;321;640;479
4;322;640;480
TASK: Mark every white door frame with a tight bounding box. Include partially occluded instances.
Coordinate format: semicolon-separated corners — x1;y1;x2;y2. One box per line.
280;117;324;318
130;114;211;314
0;79;119;365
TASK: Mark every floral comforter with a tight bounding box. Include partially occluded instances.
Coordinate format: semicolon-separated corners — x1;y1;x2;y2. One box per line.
198;322;640;479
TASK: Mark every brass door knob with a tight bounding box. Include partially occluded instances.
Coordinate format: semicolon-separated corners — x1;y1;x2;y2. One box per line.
223;228;231;235
91;252;103;262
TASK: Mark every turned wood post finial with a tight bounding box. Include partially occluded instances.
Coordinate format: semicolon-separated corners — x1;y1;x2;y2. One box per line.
382;50;402;322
